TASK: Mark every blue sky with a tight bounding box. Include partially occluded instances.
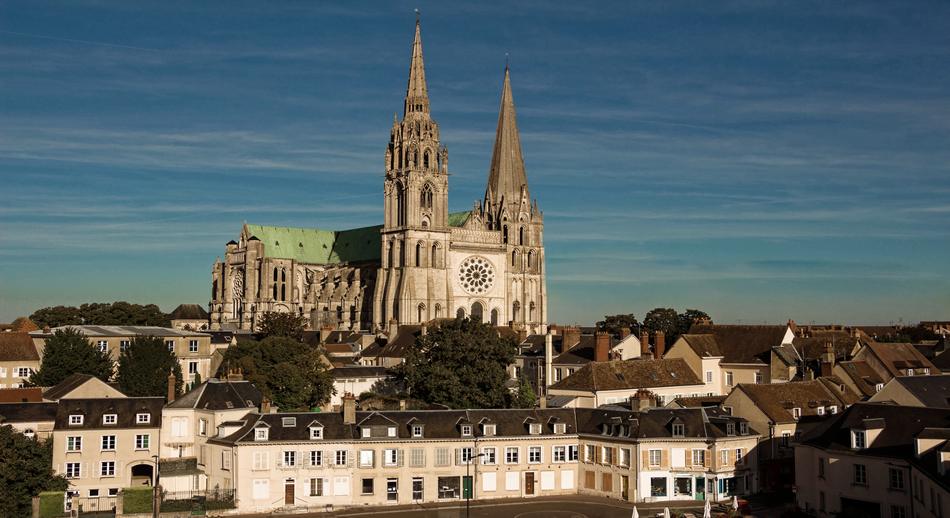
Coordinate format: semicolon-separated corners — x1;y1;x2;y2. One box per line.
1;1;949;325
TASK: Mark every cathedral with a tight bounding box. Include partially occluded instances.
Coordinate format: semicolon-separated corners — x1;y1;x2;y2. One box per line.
210;21;547;334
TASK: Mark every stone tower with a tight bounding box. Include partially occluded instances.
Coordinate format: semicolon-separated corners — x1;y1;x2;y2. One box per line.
373;20;452;329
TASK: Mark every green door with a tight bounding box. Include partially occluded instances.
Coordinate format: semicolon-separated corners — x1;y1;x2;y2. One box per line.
695;477;705;501
462;476;473;499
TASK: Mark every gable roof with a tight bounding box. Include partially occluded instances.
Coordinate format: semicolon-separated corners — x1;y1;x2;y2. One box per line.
836;360;885;398
549;358;702;392
687;324;791;364
734;379;858;424
0;332;39;361
879;375;950;408
167;379;262;410
862;341;937;377
793;332;860;361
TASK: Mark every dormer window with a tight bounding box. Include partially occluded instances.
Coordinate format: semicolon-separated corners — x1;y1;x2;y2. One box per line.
411;425;424;438
309;427;323;440
553;423;567;435
529;423;542;435
482;424;496;437
792;408;802;420
361;427;371;439
387;426;396;437
282;417;296;428
829;406;838;414
255;427;269;441
739;422;749;435
102;414;117;425
672;423;685;437
817;407;825;416
461;425;473;437
726;422;735;436
852;430;867;449
907;369;915;376
69;415;83;426
136;413;151;424
875;383;884;392
923;368;931;375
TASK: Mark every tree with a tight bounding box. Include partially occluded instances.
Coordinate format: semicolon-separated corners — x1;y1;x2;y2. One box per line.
596;314;640;335
677;309;711;336
29;328;114;387
511;377;537;408
643;308;679;340
221;336;333;411
0;426;67;518
257;312;307;341
116;336;183;398
395;318;518;409
30;302;170;328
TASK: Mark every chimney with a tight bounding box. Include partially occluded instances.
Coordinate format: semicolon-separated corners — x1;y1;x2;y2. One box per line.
654;331;666;359
320;323;334;343
227;368;244;381
595;331;610;363
820;343;835;377
620;327;631;339
561;327;581;349
387;318;399;338
544;331;554;391
342;393;357;425
167;371;177;403
261;397;271;414
539;396;547;409
42;325;51;334
398;399;407;411
631;389;653;411
640;330;650;357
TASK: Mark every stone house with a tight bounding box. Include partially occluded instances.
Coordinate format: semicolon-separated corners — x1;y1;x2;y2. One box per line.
0;332;40;388
545;358;706;408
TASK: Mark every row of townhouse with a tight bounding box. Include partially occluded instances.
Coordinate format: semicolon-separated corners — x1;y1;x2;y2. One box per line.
201;398;760;513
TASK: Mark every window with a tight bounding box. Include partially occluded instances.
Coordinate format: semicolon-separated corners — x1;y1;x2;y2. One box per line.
505;447;519;464
384;449;398;467
101;435;116;451
780;432;791;448
651;477;667;497
387;478;398;501
704;370;713;383
199;419;207;436
361;478;374;495
875;383;884;392
726;422;736;435
119;340;130;351
438;476;460;499
923;368;931;375
387;426;396;437
66;436;82;452
166;340;175;352
649;449;662;467
88;489;99;498
15;367;31;377
891;505;907;518
136;413;151;424
310;478;324;497
412;477;424;500
553;446;567;463
69;415;83;426
601;446;614;465
459;447;475;464
410;448;425;467
792;408;802;419
335;450;348;466
725;371;734;386
187;361;198;375
672;423;685;437
528;446;542;464
108;488;118;497
529;423;542;435
310;426;323;440
96;340;108;352
255;428;268;441
754;371;763;384
221;452;231;470
309;450;323;467
817;407;825;416
460;424;473;437
553;423;567;434
252;452;268;470
854;464;868;486
65;463;81;479
820;491;826;512
189;340;199;352
435;448;450;467
692;449;706;466
736;448;744;464
739;422;749;435
359;450;374;468
619;448;630;467
853;430;867;449
135;434;150;450
818;457;825;478
889;468;905;491
829;406;839;414
100;461;115;477
721;449;729;465
411;425;423;438
482;423;497;436
584;445;595;462
283;451;297;467
568;445;579;461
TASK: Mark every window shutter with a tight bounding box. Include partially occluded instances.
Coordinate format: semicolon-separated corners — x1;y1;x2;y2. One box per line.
397;449;404;467
455;449;462;466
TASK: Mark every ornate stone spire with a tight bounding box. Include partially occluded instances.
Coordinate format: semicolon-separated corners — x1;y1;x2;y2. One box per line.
484;65;529;210
404;19;429;116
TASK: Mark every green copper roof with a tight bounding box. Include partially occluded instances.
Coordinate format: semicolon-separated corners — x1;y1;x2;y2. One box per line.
448;211;471;227
245;224;381;264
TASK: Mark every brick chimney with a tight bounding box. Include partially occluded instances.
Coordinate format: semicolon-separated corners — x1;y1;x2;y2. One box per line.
654;331;666;359
820;343;835;377
342;393;357;425
261;397;271;414
640;330;650;357
631;389;653;411
319;323;335;343
167;371;177;403
595;331;610;363
561;326;581;349
227;367;244;381
620;327;631;339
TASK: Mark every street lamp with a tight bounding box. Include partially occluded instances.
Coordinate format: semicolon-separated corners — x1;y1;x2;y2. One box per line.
150;455;160;518
465;446;485;518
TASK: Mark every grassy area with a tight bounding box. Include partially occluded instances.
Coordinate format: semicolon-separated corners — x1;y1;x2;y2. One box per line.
38;492;64;518
123;487;153;514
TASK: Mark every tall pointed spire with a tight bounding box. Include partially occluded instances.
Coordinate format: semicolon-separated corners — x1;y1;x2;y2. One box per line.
485;64;529;209
404;19;429;116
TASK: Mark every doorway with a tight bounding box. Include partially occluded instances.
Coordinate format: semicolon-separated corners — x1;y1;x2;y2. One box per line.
525;472;535;496
284;479;294;505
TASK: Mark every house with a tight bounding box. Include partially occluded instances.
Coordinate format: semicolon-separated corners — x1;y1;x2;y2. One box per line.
0;332;40;388
329;366;391;408
43;373;126;401
666;324;798;396
849;340;938;381
546;358;706;408
0;401;58;439
31;326;220;385
869;374;950;408
795;403;950;518
834;360;886;399
168;304;211;331
722;379;859;492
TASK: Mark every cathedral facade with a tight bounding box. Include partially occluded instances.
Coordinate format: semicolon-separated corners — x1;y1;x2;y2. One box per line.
210;21;546;334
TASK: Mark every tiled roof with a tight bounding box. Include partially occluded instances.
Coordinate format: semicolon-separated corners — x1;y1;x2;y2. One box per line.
548;358;702;392
169;304;209;320
880;375;950;408
0;402;58;423
0;332;39;361
167;379;262;410
687;324;790;364
792;332;858;360
669;395;726;408
734;379;858;424
552;334;615;365
31;325;206;338
678;334;722;357
54;397;164;429
863;341;937;377
0;387;43;403
836;360;884;398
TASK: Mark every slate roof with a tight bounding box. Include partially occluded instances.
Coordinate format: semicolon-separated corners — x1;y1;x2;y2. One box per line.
54;397;164;429
548;358;703;392
0;402;58;423
206;331;235;345
733;379;858;424
677;334;722;358
167;379;262;410
169;304;209;320
552;334;617;365
32;325;206;338
0;332;39;361
934;350;950;372
862;341;937;377
880;375;950;408
668;395;727;408
836;360;885;398
687;324;791;364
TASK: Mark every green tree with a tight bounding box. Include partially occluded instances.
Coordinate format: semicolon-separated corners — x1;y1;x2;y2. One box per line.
643;308;679;341
677;309;711;336
29;328;114;387
221;336;333;411
596;314;640;335
30;302;170;328
116;336;183;398
257;312;307;341
395;318;518;409
512;377;537;408
0;426;67;518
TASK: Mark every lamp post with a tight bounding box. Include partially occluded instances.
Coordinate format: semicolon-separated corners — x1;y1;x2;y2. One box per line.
465;446;485;518
151;454;160;518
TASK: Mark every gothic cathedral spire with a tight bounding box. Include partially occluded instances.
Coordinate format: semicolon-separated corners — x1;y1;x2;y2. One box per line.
484;65;530;214
404;20;429;116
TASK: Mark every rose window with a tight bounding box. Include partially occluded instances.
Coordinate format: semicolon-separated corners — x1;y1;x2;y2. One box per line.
458;256;495;295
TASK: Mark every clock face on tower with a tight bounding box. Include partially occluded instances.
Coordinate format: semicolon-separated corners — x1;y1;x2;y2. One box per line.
458;256;495;295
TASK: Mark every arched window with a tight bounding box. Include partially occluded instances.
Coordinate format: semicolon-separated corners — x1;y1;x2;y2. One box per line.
431;243;440;268
336;305;343;323
420;184;434;209
529;301;536;321
417;303;426;323
423;150;430;169
512;301;521;322
349;305;357;324
528;250;536;270
491;309;499;326
212;279;218;300
396;183;406;226
387;241;394;268
519;226;525;245
471;302;484;323
434;303;442;318
280;268;287;301
503;225;509;244
415;242;423;267
272;267;279;299
511;250;519;267
456;307;465;319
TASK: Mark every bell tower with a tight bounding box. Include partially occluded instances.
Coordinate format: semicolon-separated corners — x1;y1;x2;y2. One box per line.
374;19;451;330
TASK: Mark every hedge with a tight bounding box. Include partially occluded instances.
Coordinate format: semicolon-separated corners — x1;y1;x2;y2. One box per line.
123;487;153;514
38;491;64;518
